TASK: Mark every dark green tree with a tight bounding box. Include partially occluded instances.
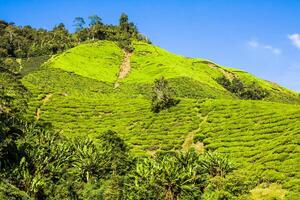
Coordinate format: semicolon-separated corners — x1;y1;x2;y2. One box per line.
124;150;207;200
200;151;235;178
88;15;102;26
71;137;103;183
119;13;129;32
73;17;85;32
97;130;131;175
151;77;179;113
231;77;244;94
89;23;105;40
216;76;268;100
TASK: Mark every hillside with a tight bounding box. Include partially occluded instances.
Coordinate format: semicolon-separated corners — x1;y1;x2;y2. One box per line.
20;40;300;199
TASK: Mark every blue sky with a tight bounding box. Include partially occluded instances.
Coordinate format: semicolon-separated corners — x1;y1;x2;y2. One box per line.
1;0;300;91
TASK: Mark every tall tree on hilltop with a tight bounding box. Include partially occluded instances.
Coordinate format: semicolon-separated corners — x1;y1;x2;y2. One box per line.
88;15;102;26
119;13;129;32
88;15;104;40
53;23;67;31
73;17;85;32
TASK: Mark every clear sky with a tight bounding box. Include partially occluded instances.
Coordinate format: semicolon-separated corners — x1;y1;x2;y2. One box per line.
1;0;300;91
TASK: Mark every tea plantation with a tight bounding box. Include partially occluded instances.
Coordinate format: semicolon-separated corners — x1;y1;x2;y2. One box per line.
21;40;300;198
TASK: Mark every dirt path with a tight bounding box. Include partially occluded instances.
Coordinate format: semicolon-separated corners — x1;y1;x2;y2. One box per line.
35;108;41;120
114;50;132;88
35;93;53;120
182;111;208;154
202;60;236;80
42;93;53;104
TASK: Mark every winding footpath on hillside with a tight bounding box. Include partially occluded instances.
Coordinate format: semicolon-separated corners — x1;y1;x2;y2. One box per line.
114;50;132;88
182;107;208;154
35;93;53;120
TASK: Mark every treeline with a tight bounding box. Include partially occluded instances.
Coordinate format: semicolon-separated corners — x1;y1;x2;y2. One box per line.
0;13;149;60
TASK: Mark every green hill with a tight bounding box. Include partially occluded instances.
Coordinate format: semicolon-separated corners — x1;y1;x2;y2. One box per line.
21;40;300;198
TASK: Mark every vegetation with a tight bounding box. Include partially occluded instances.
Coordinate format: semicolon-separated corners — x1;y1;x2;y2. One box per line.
151;77;179;112
199;99;300;198
0;72;237;199
46;41;123;82
216;75;269;100
1;14;300;199
0;13;148;75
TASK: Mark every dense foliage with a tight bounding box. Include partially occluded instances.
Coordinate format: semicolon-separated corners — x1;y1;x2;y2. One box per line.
0;13;148;62
151;77;180;113
216;75;269;100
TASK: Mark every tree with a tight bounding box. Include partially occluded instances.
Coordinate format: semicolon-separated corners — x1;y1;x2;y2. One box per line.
89;23;105;40
216;76;268;100
231;77;244;95
118;13;138;39
97;130;131;175
74;28;88;44
53;23;66;31
51;23;72;54
0;13;148;60
119;13;129;32
216;76;231;90
124;150;207;200
151;77;179;113
240;82;269;100
73;17;85;32
200;151;235;178
71;137;103;183
88;15;102;26
14;126;73;199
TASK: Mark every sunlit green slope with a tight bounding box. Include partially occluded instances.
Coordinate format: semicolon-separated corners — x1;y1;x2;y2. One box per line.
44;40;300;102
46;41;123;82
200;99;300;197
22;40;300;198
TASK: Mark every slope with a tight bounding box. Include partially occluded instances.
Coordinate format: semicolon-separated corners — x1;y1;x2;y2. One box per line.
43;40;300;103
21;40;300;198
199;99;300;197
46;41;123;83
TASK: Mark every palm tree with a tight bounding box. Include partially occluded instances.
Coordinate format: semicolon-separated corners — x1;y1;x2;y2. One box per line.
200;151;235;177
71;137;104;182
127;150;206;200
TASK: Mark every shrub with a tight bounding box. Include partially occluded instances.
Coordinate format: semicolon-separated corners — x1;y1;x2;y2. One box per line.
201;151;235;177
240;83;269;100
123;150;207;199
194;134;206;142
231;78;244;94
117;38;134;52
216;76;268;100
216;76;231;90
151;77;180;113
203;171;257;199
0;181;31;200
